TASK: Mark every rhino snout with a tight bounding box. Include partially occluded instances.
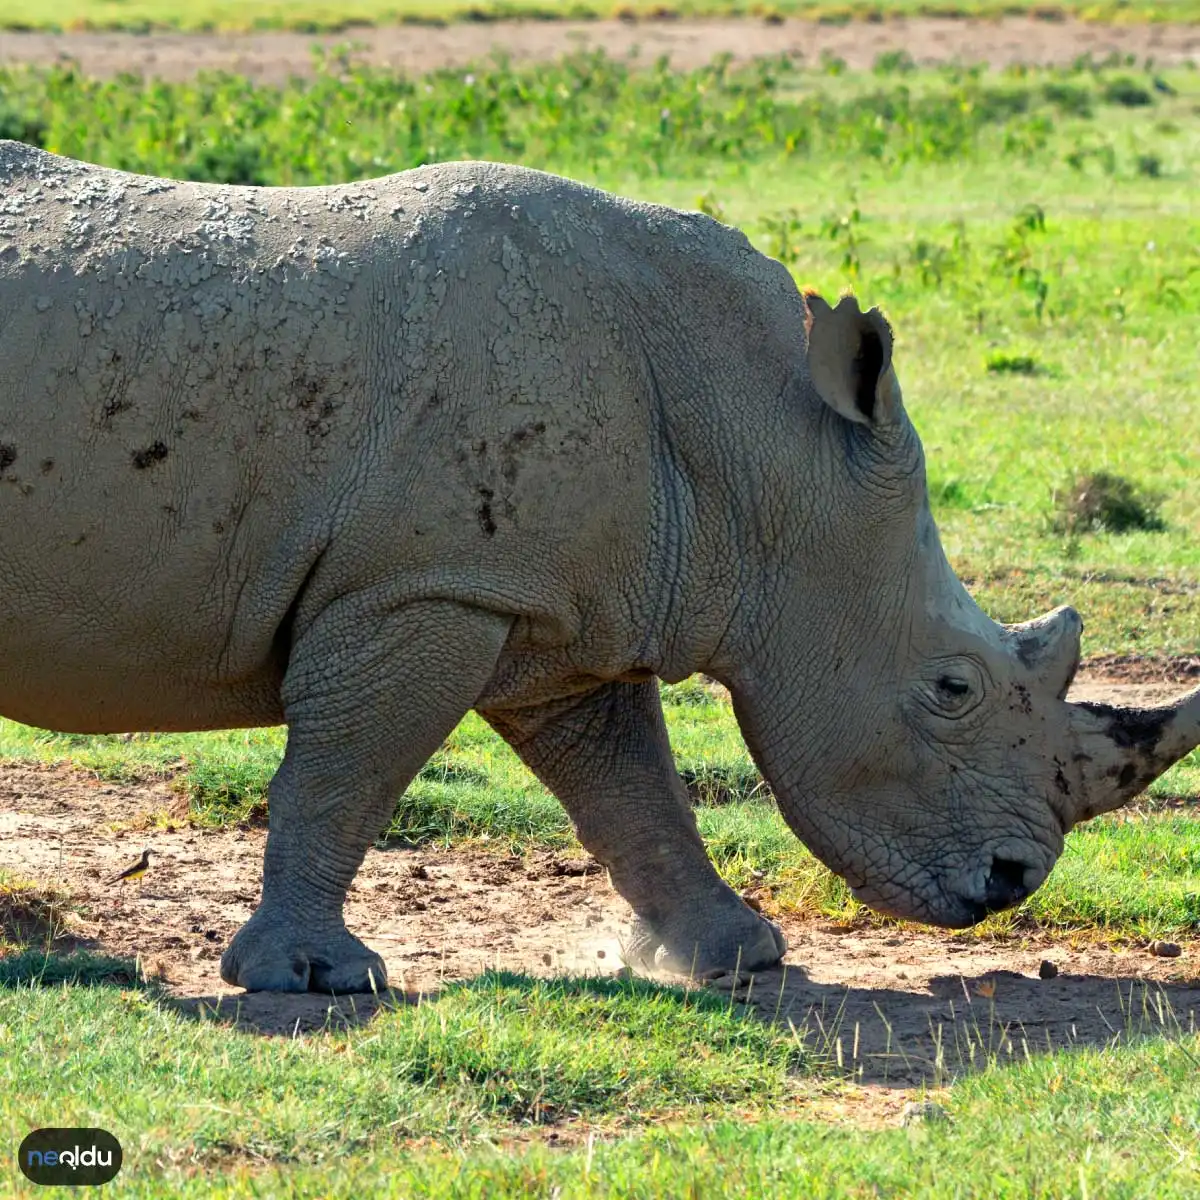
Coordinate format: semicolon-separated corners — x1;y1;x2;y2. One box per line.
982;855;1033;913
941;853;1049;928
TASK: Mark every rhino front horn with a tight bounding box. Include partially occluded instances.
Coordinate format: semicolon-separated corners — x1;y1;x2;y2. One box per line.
1065;685;1200;823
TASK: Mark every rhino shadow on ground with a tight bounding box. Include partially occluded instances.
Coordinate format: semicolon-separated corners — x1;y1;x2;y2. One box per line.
53;956;1200;1092
722;960;1200;1088
3;926;1198;1092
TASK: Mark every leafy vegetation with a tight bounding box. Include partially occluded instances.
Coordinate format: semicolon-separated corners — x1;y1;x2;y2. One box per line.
3;52;1168;185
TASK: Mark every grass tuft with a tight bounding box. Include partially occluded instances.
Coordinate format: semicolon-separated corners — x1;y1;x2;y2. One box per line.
985;351;1041;375
0;947;141;988
1052;471;1167;536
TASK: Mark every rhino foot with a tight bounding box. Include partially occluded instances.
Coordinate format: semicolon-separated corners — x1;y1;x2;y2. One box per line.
622;905;787;980
219;910;388;994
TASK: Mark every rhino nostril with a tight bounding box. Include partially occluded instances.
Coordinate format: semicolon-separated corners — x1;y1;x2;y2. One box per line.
984;857;1030;912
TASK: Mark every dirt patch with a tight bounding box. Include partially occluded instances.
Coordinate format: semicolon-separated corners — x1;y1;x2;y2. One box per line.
1;17;1198;83
2;753;1196;1105
1069;657;1200;709
1078;653;1200;687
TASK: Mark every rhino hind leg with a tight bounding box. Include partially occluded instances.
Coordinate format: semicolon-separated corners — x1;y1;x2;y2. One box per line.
485;681;786;979
220;598;512;994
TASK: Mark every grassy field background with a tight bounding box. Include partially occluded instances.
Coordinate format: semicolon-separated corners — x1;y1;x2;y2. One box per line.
0;45;1198;1200
3;1;1198;34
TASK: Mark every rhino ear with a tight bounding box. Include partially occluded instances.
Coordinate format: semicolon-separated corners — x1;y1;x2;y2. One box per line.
803;290;901;427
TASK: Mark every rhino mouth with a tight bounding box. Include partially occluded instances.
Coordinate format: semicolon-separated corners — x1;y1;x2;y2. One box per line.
849;851;1052;929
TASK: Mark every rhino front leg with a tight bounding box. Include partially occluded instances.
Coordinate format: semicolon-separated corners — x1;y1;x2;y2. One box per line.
220;598;511;993
485;681;786;977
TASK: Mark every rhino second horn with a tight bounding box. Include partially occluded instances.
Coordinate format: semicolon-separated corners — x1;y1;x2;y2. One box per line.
1006;605;1082;699
1065;685;1200;823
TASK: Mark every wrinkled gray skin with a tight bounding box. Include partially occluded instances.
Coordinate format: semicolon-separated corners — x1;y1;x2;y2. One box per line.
2;142;1197;993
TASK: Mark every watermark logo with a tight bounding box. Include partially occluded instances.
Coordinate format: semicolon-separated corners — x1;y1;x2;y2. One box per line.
18;1129;122;1187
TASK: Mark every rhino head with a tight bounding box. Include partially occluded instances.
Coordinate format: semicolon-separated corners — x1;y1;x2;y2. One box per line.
720;291;1200;927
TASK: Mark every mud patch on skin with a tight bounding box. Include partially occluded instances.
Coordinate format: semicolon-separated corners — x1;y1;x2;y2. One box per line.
2;755;1197;1101
131;441;170;469
1073;701;1171;756
476;485;497;536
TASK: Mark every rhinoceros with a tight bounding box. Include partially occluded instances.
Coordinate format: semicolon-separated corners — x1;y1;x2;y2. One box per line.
1;141;1196;992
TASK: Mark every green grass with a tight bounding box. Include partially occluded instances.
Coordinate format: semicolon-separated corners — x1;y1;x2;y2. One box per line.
1;0;1197;35
0;968;808;1186
2;50;1199;1198
0;964;1197;1196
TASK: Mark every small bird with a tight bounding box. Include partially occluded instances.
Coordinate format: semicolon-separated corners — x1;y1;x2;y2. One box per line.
108;848;153;889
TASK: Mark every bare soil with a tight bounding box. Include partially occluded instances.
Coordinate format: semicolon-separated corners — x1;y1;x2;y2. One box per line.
2;668;1196;1120
1;17;1198;83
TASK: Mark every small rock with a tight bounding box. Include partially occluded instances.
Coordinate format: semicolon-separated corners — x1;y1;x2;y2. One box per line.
901;1100;950;1127
1038;960;1059;979
1149;941;1181;958
551;857;598;877
709;970;752;992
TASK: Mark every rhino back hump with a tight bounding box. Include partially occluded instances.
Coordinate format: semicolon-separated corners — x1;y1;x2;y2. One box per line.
0;146;803;725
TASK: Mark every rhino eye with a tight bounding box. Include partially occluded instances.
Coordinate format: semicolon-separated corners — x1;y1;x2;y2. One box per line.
921;661;987;717
937;675;971;698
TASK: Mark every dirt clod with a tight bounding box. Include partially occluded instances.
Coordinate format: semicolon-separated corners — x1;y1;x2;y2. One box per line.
1038;959;1059;979
1150;941;1182;959
901;1100;950;1127
549;857;600;877
709;970;753;991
